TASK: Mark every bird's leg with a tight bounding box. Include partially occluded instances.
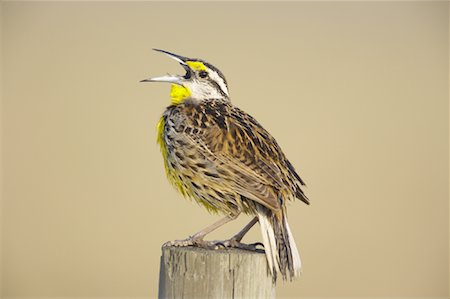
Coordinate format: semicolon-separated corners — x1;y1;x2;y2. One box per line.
163;212;240;248
217;216;264;251
230;216;259;242
191;212;240;240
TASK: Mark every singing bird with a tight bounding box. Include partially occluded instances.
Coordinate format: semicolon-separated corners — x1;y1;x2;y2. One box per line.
141;49;309;281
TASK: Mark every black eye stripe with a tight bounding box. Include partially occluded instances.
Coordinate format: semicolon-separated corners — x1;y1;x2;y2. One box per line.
210;80;228;98
203;62;228;85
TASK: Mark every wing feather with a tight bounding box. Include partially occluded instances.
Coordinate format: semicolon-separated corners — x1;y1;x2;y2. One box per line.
182;102;307;211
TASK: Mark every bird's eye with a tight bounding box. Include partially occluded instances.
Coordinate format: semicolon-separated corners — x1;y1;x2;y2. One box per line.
199;71;208;78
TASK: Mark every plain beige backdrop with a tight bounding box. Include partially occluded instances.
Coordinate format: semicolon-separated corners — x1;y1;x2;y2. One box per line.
1;1;449;298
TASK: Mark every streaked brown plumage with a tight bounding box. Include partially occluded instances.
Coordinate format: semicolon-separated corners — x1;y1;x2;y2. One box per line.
142;49;309;281
161;98;309;214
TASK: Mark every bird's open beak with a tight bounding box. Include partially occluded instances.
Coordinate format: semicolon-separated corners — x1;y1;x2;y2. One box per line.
140;49;191;85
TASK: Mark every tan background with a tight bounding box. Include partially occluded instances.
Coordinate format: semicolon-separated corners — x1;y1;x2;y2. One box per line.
1;1;448;298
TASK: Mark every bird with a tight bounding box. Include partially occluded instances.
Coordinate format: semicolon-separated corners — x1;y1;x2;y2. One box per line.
141;49;309;281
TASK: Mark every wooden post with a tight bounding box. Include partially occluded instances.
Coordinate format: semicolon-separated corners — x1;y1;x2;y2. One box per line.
158;246;275;299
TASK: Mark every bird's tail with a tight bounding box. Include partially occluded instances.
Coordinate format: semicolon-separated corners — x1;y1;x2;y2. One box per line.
257;206;302;282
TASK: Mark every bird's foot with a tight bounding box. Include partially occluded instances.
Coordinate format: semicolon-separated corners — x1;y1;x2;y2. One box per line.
162;237;263;251
162;236;202;248
162;236;222;249
213;238;264;251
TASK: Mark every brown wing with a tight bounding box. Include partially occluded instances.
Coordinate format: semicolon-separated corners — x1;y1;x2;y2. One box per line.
184;101;307;211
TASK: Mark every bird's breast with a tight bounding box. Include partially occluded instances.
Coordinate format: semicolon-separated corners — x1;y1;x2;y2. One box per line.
157;108;195;198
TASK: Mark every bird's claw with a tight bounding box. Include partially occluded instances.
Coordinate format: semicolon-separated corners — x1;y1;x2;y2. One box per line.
162;237;221;249
201;238;264;251
162;236;197;247
218;238;264;251
163;237;264;251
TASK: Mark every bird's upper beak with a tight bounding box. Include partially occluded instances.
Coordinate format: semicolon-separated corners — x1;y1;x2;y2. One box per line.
140;49;191;85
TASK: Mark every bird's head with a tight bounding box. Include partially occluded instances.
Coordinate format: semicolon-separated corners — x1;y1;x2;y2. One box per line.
141;49;229;105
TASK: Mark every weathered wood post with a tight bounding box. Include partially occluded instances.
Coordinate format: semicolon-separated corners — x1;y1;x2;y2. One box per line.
158;246;275;298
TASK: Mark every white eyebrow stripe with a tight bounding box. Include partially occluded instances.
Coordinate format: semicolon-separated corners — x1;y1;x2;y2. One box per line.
209;70;229;96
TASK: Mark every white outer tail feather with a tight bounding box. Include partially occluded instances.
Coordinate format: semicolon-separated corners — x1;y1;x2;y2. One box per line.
258;214;280;276
258;212;302;279
285;219;302;276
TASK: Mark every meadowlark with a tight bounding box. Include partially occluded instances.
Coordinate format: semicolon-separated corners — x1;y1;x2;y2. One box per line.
141;49;309;281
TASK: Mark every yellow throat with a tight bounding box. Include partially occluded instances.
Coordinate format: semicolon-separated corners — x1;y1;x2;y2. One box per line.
170;84;191;105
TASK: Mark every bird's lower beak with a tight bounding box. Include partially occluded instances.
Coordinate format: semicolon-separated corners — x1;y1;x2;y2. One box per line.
140;49;191;85
140;75;183;84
